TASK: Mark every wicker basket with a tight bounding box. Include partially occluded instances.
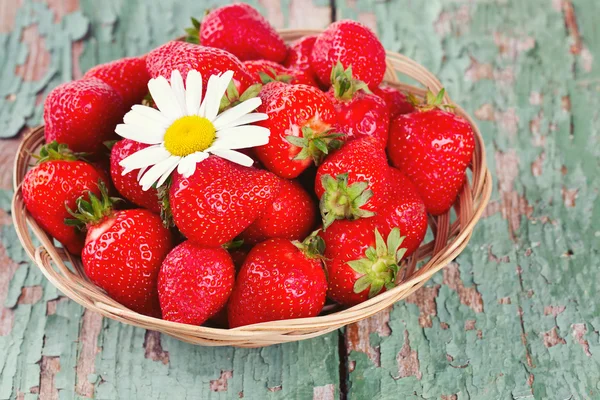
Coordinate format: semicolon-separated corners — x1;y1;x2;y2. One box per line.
11;29;492;347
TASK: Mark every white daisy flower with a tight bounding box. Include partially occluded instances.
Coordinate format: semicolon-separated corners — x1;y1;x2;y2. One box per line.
116;69;269;191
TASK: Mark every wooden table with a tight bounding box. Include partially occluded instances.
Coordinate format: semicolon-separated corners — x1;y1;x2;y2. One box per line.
1;1;598;398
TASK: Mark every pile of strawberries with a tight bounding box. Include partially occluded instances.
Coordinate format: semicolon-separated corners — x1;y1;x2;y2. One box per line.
23;4;475;328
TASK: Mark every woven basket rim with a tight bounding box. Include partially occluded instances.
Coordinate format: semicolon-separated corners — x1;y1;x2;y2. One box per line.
10;29;492;347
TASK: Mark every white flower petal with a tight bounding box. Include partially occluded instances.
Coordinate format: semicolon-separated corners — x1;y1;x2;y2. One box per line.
213;125;270;149
217;112;268;130
116;123;165;145
156;158;180;188
177;152;209;178
189;151;209;163
170;70;187;115
177;154;196;175
212;97;263;130
119;145;170;174
185;70;203;116
140;156;181;191
129;105;170;127
210;149;254;167
148;76;184;121
202;70;234;122
123;110;168;134
137;166;148;181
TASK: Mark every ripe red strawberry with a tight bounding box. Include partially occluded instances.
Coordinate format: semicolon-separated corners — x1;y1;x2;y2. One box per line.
21;142;108;254
228;236;327;328
240;179;317;245
320;221;407;306
255;82;342;179
169;156;282;247
375;168;427;257
83;56;150;109
146;41;255;97
72;186;172;317
244;60;317;86
372;85;415;118
284;35;317;74
110;139;161;213
327;63;390;149
388;90;475;215
158;241;235;325
44;78;125;154
310;20;386;88
199;4;287;62
315;137;390;228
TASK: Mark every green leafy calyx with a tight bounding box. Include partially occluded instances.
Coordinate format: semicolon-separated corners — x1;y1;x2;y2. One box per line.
156;176;175;229
184;17;201;44
293;230;326;260
330;61;371;101
65;181;120;230
220;82;263;112
319;173;375;229
34;141;85;164
258;68;294;85
347;228;407;298
408;88;455;112
285;126;344;166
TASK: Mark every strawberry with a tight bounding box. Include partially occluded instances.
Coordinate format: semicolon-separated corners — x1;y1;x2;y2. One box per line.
240;179;317;245
21;142;108;254
198;4;287;62
310;20;386;89
388;90;475;215
284;35;317;76
70;185;173;317
169;156;281;247
228;236;327;328
372;84;415;118
158;241;235;325
320;222;407;306
244;59;317;86
110;139;160;213
145;41;255;98
315;137;390;228
44;78;125;154
327;63;390;149
83;56;150;109
255;82;342;179
375;168;427;257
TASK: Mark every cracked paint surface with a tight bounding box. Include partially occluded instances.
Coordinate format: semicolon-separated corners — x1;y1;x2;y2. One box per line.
339;0;599;398
1;0;599;398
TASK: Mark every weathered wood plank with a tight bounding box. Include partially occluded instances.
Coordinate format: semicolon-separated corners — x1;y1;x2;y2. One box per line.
337;0;600;398
0;1;342;399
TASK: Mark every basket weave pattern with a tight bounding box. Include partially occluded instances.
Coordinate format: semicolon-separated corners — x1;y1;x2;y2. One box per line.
11;29;492;347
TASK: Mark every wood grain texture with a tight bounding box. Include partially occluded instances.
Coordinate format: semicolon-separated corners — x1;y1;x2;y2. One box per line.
1;0;599;398
337;0;600;398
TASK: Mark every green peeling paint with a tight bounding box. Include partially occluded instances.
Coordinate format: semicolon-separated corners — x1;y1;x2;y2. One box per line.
1;0;599;398
338;0;600;398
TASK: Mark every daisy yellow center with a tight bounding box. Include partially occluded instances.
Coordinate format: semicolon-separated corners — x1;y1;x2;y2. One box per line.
163;116;216;157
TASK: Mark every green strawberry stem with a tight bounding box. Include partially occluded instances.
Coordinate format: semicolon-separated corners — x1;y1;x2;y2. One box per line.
156;177;175;229
183;17;202;44
319;173;375;229
330;61;371;101
65;180;120;230
293;230;326;260
258;68;294;84
348;228;407;298
219;81;263;111
285;126;344;166
34;141;86;164
222;238;244;250
408;88;455;112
